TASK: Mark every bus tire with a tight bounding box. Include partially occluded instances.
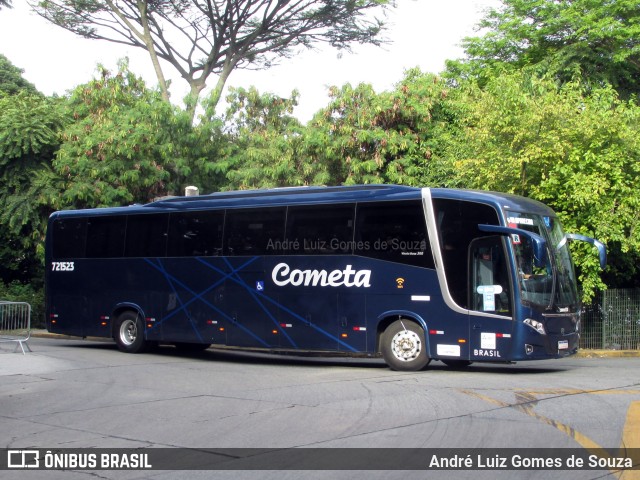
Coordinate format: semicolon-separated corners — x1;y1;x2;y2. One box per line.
114;311;148;353
381;319;430;371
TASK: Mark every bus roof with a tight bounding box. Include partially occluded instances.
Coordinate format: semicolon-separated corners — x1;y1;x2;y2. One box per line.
429;188;554;217
49;185;555;218
147;184;420;210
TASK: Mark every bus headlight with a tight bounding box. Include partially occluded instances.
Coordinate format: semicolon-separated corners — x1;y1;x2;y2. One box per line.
524;318;546;335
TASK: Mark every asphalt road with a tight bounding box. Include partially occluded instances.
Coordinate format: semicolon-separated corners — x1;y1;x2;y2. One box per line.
1;337;639;480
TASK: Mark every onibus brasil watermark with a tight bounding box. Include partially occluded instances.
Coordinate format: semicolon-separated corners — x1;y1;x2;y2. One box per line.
3;448;638;471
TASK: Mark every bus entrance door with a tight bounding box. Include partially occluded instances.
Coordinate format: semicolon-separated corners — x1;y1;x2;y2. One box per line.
468;236;514;362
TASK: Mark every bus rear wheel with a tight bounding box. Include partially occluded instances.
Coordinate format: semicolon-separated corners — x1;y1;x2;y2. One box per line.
114;311;149;353
381;319;430;371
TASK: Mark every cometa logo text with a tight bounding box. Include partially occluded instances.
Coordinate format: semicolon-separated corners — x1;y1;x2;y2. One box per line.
272;263;372;288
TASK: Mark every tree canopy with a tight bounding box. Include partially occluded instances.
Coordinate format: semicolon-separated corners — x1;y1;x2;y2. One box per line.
443;72;640;296
0;91;66;287
32;0;394;119
0;54;38;95
447;0;640;97
52;61;192;209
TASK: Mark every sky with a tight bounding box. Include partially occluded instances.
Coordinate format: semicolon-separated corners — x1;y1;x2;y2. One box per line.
0;0;499;122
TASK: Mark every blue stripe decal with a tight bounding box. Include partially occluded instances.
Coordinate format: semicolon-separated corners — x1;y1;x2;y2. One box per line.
143;257;269;347
211;258;356;352
144;258;203;343
197;257;298;349
143;256;358;353
252;288;358;352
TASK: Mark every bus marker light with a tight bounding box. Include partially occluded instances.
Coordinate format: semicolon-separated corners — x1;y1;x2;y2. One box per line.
100;315;110;320
411;295;431;302
219;327;225;332
429;330;444;335
458;339;467;343
100;321;108;327
352;326;366;331
280;323;292;328
340;333;348;338
272;330;278;335
207;320;218;325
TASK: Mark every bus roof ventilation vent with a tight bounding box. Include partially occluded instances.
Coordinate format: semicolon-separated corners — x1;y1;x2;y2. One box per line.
185;186;199;197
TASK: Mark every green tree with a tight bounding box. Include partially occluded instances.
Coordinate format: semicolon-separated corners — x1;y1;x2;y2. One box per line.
0;54;38;95
304;69;457;185
219;86;313;189
0;91;67;285
447;0;640;97
52;61;193;209
33;0;393;120
448;72;640;296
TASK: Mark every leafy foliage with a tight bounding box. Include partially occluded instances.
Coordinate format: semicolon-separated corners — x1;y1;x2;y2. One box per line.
33;0;394;119
0;54;38;95
0;281;45;327
53;61;192;208
305;70;457;186
447;0;640;98
0;91;67;283
219;86;312;189
447;72;640;297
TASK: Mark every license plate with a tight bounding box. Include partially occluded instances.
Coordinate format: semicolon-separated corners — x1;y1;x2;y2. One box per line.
558;340;569;350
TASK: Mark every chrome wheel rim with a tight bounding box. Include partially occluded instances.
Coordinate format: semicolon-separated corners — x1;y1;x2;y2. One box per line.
119;319;137;346
390;330;421;362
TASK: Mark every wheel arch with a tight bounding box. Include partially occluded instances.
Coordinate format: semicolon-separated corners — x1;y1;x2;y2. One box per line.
375;310;431;358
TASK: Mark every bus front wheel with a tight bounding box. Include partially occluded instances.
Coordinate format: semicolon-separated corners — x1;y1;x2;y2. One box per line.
115;311;149;353
381;319;430;371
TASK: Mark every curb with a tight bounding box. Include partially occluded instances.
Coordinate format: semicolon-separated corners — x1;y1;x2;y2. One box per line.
574;349;640;358
30;330;111;343
29;330;640;358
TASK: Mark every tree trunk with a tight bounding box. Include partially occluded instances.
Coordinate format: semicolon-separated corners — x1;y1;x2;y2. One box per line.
137;1;170;102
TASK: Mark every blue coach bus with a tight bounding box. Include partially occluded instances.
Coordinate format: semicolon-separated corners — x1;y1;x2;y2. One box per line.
45;185;606;371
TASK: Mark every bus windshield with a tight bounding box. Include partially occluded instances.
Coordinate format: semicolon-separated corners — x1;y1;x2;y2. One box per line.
508;213;579;311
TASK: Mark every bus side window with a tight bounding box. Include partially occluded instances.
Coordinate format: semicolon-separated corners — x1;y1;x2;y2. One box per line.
355;201;434;268
433;199;500;309
52;218;87;259
125;214;169;257
86;216;126;258
167;211;224;257
285;204;354;255
224;208;286;256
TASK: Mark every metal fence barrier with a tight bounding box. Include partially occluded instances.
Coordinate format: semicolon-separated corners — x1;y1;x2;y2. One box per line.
581;288;640;350
0;301;32;354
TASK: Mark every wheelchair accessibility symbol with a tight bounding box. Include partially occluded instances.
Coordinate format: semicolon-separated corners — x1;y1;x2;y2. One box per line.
256;281;264;292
